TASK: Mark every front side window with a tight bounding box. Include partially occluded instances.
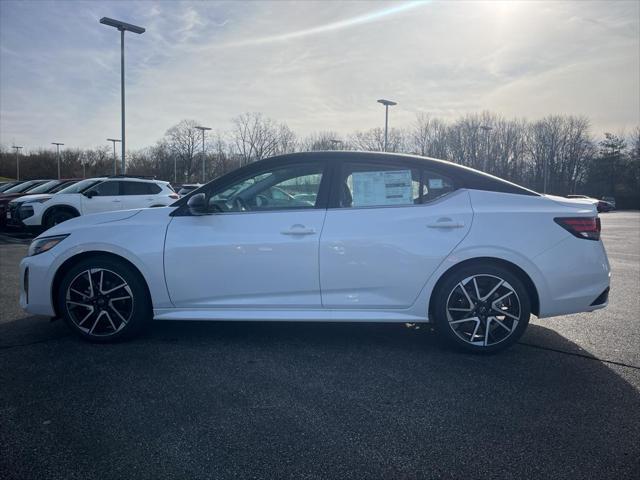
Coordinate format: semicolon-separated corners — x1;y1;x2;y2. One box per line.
208;163;324;212
90;181;120;196
339;162;455;208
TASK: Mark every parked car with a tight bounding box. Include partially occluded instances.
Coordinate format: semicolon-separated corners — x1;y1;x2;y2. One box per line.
20;152;610;353
566;195;613;213
602;196;616;209
176;184;201;196
0;180;52;227
18;176;179;231
5;179;81;229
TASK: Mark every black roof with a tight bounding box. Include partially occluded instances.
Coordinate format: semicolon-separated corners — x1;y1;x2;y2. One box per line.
249;151;539;196
174;151;538;207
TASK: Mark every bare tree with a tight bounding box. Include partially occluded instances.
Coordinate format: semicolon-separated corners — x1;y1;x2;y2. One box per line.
164;119;201;182
231;112;293;165
349;127;406;152
300;131;345;151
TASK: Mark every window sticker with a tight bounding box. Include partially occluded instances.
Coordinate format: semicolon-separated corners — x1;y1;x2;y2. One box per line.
352;170;413;206
428;178;444;189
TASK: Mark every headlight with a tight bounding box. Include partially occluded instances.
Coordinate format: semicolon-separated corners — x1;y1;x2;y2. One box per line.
24;198;51;204
28;235;69;256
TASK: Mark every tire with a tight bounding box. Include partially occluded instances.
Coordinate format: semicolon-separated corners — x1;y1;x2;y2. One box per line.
45;208;78;229
431;263;531;354
56;256;152;343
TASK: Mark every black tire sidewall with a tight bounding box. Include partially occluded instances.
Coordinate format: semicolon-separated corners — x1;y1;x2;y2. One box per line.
46;210;76;228
57;257;151;343
432;263;531;354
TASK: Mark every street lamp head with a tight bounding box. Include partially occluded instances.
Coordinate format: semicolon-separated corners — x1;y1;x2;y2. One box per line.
107;138;121;143
195;126;212;131
52;142;64;146
377;99;397;107
100;17;145;34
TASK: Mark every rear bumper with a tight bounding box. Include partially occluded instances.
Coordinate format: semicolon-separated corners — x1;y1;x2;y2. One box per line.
534;236;610;318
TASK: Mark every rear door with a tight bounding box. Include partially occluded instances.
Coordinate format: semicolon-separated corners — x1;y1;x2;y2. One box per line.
319;160;472;309
120;181;162;209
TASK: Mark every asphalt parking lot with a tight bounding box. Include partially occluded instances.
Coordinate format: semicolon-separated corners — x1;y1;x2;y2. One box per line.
1;212;639;479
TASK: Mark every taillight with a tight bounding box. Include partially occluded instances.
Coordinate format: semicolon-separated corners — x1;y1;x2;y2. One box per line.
554;217;601;241
169;194;179;199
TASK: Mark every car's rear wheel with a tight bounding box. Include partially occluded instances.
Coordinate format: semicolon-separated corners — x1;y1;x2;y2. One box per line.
57;257;151;342
432;263;531;353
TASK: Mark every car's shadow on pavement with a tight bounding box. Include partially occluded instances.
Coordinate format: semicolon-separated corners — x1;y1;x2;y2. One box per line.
1;316;639;479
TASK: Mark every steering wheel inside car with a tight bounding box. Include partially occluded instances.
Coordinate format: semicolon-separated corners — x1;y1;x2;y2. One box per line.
255;194;269;208
232;197;248;212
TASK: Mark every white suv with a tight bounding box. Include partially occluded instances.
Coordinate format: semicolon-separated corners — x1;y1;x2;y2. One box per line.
19;176;178;230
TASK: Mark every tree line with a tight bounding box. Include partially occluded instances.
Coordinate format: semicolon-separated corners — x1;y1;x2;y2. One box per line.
1;111;638;208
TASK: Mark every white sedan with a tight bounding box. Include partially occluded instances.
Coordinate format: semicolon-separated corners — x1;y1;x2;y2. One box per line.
19;152;610;353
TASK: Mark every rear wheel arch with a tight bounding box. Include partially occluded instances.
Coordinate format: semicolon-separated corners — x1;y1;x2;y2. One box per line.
51;251;152;319
429;257;540;318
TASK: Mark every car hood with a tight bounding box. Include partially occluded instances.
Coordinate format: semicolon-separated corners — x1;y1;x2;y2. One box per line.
9;193;54;204
40;206;176;238
0;192;27;204
41;209;145;238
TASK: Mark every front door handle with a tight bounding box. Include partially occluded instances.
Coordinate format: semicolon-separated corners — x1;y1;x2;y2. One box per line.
427;218;464;229
281;224;316;236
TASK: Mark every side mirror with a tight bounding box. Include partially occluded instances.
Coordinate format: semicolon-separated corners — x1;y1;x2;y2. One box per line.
187;192;207;216
84;190;96;199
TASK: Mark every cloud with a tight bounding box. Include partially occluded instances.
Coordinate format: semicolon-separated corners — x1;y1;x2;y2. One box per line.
0;0;638;152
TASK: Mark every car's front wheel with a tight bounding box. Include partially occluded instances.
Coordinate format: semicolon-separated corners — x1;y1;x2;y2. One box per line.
431;263;531;353
57;256;151;342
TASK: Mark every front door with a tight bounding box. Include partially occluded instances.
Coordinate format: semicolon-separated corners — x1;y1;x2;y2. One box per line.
164;161;328;308
81;180;124;214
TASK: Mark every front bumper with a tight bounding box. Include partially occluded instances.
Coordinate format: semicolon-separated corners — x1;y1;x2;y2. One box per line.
20;252;57;317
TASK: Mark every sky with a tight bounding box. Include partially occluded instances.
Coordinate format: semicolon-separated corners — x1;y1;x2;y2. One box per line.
0;0;638;151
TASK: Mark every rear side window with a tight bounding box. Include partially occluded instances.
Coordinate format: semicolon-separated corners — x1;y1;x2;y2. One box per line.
338;162;455;208
121;181;161;195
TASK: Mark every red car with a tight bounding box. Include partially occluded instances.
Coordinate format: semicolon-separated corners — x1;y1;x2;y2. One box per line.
0;180;56;227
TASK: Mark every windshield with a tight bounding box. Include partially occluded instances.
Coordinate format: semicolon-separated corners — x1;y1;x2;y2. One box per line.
23;180;60;194
0;182;20;193
50;181;78;193
57;178;103;194
3;180;43;194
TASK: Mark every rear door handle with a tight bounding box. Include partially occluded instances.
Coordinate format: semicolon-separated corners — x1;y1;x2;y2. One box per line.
281;224;316;236
427;218;464;229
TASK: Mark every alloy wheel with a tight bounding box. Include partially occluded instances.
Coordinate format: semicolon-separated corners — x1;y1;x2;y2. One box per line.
445;274;521;347
65;268;134;337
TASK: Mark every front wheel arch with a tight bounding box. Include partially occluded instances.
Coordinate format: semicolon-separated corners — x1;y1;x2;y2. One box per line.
51;251;152;319
428;257;540;318
42;205;80;227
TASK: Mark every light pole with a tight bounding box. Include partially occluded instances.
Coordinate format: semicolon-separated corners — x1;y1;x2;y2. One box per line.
12;146;23;180
195;126;212;183
100;17;145;175
479;125;492;172
107;138;121;175
377;99;397;152
52;142;64;179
